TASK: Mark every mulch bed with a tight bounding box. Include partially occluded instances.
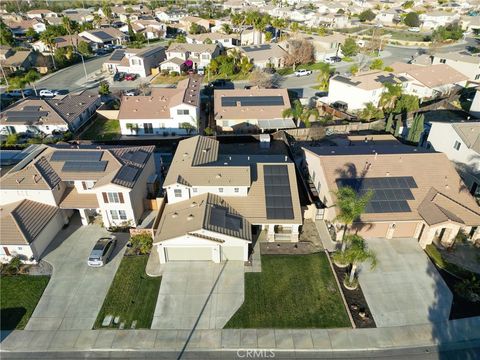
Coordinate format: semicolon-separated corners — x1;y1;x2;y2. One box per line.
260;241;322;255
333;264;376;328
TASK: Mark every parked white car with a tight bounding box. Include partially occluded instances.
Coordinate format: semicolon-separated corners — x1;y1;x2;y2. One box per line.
294;69;312;77
408;27;420;32
39;89;59;98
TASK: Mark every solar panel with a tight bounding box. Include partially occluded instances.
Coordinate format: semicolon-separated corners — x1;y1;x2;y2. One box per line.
93;31;114;41
110;49;125;61
264;165;294;220
242;44;270;52
221;96;285;107
51;150;103;162
124;150;148;164
62;161;108;172
116;165;139;183
209;206;243;231
6;111;49;123
336;176;416;214
23;106;41;111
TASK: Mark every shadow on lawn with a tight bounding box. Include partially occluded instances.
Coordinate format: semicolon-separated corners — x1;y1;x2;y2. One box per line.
1;307;26;333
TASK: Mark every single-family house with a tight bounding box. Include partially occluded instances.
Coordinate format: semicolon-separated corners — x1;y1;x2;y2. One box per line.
164;43;221;71
0;144;156;263
186;32;240;48
302;135;480;248
306;13;351;29
240;28;265;45
118;75;201;136
0;91;101;136
32;34;93;54
431;51;480;81
214;88;295;132
26;9;58;19
239;44;288;69
154;9;186;23
103;45;166;78
420;10;460;29
62;8;94;24
0;47;34;74
178;16;211;32
5;18;46;36
375;8;403;25
79;28;128;49
154;135;303;263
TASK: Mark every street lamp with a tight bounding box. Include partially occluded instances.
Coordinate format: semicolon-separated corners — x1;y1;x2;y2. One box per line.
72;49;88;82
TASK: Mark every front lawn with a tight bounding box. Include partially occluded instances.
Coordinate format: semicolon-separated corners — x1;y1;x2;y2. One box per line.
1;275;50;330
79;116;120;141
225;253;350;328
94;256;161;329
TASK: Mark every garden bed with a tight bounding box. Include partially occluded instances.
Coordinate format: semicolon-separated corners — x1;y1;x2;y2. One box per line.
333;264;376;328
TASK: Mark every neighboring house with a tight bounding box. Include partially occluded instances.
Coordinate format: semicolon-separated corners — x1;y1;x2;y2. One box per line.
306;13;351;29
375;8;403;25
420;10;460;29
423;121;480;197
460;15;480;33
240;28;265;45
327;70;406;111
5;18;46;35
155;9;186;23
0;144;156;263
178;16;211;32
154;135;303;263
62;8;94;24
32;34;93;54
0;91;101;136
165;43;221;70
118;75;201;136
302;135;480;248
119;20;167;40
431;51;480;81
288;9;316;22
79;28;128;49
390;62;469;99
239;44;287;69
0;47;34;74
186;32;240;48
26;9;58;19
214;88;295;132
103;45;166;78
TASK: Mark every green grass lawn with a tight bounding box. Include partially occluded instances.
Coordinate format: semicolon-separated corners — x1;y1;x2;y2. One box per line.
79;116;120;141
94;256;161;329
1;275;50;330
225;253;350;328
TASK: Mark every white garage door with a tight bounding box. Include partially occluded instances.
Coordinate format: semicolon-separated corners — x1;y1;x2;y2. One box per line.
165;247;212;261
221;246;244;261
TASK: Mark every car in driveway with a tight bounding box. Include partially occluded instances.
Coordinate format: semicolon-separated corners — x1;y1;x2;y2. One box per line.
87;236;117;267
125;73;137;81
124;89;139;96
39;89;59;98
113;72;125;81
325;56;342;64
295;69;312;77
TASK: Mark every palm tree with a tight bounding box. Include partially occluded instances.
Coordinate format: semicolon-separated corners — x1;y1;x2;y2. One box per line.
221;23;232;35
24;70;41;96
62;16;74;36
282;100;319;128
359;102;383;121
239;56;253;75
335;235;377;287
8;76;27;98
317;62;334;91
379;83;402;111
40;32;57;69
333;186;373;252
93;13;102;29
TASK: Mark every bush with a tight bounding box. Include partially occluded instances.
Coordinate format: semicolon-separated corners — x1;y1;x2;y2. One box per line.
1;256;22;275
455;276;480;302
170;71;179;76
130;233;153;255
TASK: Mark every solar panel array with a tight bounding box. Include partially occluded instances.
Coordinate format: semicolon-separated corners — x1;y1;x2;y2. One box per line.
110;50;125;61
6;110;49;123
221;96;284;107
62;161;108;172
51;150;103;162
264;165;294;220
115;165;139;183
210;206;243;231
93;31;114;41
336;176;418;214
243;44;270;52
124;150;148;164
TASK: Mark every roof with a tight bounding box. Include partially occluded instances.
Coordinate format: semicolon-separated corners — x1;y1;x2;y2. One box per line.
303;141;480;225
0;50;31;67
81;27;126;42
0;200;59;245
214;88;292;122
59;187;99;209
331;70;405;91
434;51;480;65
240;44;288;61
187;32;239;42
167;43;219;54
390;62;468;88
118;75;202;120
0;145;155;191
155;193;252;243
452;122;480;153
160;57;184;66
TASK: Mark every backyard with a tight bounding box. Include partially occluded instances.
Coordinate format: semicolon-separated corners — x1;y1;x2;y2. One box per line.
94;256;161;329
0;275;50;330
225;253;350;328
79;116;120;141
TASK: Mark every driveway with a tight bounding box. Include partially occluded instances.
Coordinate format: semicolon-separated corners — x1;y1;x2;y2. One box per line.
151;261;244;330
25;215;128;331
359;238;452;328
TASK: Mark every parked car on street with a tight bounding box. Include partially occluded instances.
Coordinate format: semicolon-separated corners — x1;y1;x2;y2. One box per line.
87;236;117;267
325;56;342;64
332;100;348;112
113;72;125;81
39;89;59;98
295;69;312;77
125;73;137;81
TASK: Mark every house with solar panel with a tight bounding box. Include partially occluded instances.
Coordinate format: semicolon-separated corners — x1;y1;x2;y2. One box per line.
302;135;480;248
78;28;128;50
214;88;295;132
238;44;288;69
153;136;303;263
0;144;156;263
103;45;166;78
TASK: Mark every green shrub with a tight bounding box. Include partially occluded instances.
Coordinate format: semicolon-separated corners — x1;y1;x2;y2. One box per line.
130;233;153;255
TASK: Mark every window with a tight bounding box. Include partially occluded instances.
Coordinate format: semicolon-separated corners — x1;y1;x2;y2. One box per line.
144;123;153;134
110;210;119;220
476;74;480;80
219;188;223;193
108;192;119;203
453;140;461;150
174;189;182;197
118;210;127;220
177;109;189;115
192;188;198;193
234;188;239;193
312;170;316;182
440;58;446;64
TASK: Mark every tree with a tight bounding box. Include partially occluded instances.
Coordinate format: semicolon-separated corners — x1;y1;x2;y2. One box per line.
77;41;92;56
432;23;464;41
221;23;232;35
349;64;359;75
379;83;403;110
317;62;334;91
180;122;196;134
175;34;186;43
98;81;110;95
341;37;359;57
102;1;113;23
284;39;315;70
5;133;19;146
402;0;415;9
127;19;136;42
204;127;214;135
359;102;383;120
369;58;383;70
239;56;253;75
394;118;402;136
129;234;153;255
404;12;420;27
25;27;38;40
359;9;376;22
385;113;394;133
204;37;213;44
265;32;273;42
8;76;27;98
0;20;14;46
24;70;41;96
189;23;207;34
407;113;424;143
394;94;419;114
40;30;58;69
290;22;299;33
282;100;319;128
249;69;280;88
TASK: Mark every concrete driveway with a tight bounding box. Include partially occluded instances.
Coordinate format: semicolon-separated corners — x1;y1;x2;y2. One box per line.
25;215;128;331
359;238;452;328
151;261;244;330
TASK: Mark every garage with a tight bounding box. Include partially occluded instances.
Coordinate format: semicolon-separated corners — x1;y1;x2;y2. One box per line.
165;246;212;261
352;223;389;238
391;222;418;238
221;246;244;261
